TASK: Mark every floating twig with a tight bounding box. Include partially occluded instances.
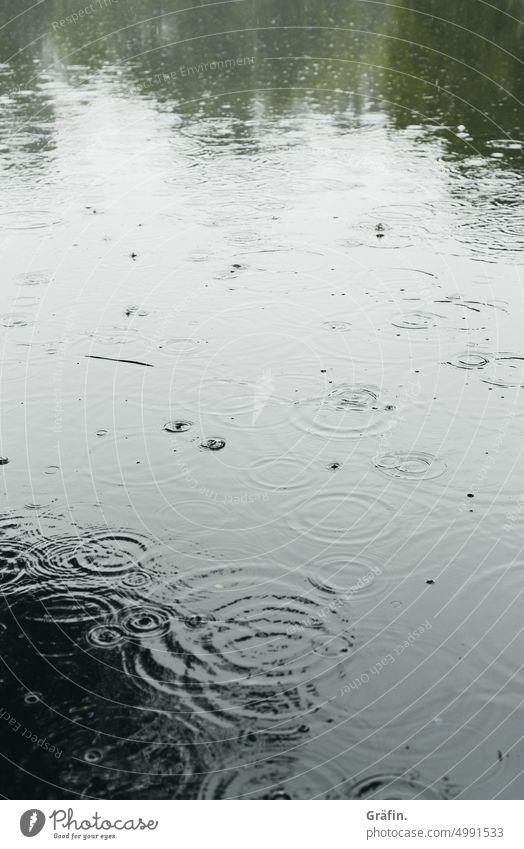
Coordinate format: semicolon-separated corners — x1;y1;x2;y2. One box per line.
85;355;154;368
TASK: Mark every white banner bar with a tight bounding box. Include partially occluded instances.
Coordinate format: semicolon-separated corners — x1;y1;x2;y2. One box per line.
3;800;522;848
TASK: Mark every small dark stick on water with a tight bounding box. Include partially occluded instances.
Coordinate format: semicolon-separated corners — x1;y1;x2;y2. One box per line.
85;355;154;367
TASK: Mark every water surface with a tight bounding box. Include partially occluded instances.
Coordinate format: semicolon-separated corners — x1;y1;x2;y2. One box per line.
0;0;523;799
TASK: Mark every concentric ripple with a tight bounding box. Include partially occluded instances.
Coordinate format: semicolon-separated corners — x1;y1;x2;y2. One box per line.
86;623;125;648
87;431;181;488
200;438;226;451
346;207;431;248
158;338;206;356
480;354;524;388
447;351;490;370
87;327;139;346
33;590;121;624
0;313;31;328
391;311;441;330
345;773;446;800
16;271;52;287
196;750;351;800
28;529;151;589
373;451;446;481
189;376;289;431
321;320;351;332
364;267;439;301
164;420;192;433
247;455;319;492
159;588;352;687
0;209;62;230
0;542;39;596
291;384;396;440
328;385;379;411
121;567;353;731
306;552;385;601
119;606;171;640
288;489;394;547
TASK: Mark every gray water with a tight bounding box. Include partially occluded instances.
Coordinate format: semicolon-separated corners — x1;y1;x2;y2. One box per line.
0;0;523;799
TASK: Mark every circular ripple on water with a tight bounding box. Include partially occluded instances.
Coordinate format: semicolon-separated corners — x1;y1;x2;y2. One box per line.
87;431;181;489
0;313;31;328
371;203;437;222
83;748;104;764
121;643;311;732
156;498;231;540
191;376;290;430
0;209;62;230
86;623;125;648
157;338;207;359
365;267;439;302
480;353;524;388
163;172;209;188
24;494;58;511
288;490;394;547
16;271;53;287
0;542;39;596
87;327;140;346
447;351;490;370
328;385;379;411
179;118;258;149
223;229;263;248
391;311;441;330
174;591;353;687
196;750;351;800
122;570;151;589
32;590;122;624
306;552;385;601
119;605;172;640
373;451;446;481
450;171;524;262
200;438;226;452
454;213;524;262
29;529;150;588
432;296;505;332
164;420;192;433
344;773;445;800
122;567;353;731
185;250;210;263
196;758;296;799
12;296;40;308
247;455;320;493
73;725;202;800
346;210;430;249
291;384;396;441
321;320;351;332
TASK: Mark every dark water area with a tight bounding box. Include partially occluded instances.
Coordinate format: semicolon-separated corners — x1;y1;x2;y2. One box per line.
0;0;523;799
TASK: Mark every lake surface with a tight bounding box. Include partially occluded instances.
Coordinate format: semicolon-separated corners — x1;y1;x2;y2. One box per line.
0;0;523;799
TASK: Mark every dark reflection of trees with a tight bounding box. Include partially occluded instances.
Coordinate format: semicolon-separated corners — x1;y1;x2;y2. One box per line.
381;0;524;139
0;0;521;160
